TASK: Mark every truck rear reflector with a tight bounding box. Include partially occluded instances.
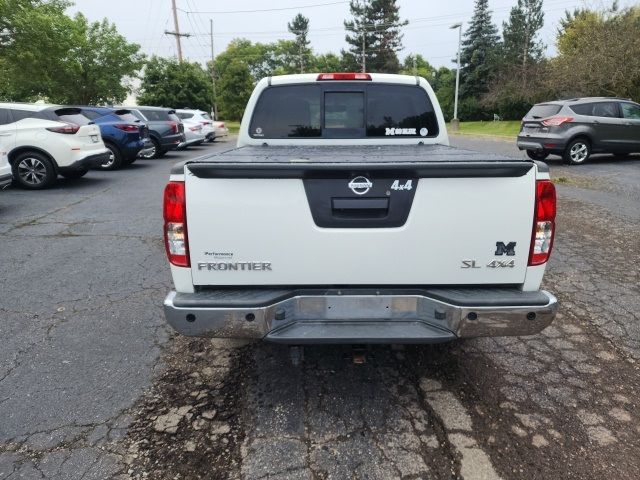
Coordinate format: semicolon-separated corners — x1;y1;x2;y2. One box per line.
528;180;556;266
163;181;190;267
317;73;372;81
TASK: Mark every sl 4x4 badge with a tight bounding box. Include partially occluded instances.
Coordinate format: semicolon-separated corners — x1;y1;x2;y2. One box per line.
461;259;516;269
461;241;517;269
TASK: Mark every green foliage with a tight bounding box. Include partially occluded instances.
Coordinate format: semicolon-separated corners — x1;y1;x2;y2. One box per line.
288;13;311;73
460;0;501;103
216;60;253;120
432;67;456;122
344;0;407;73
57;14;145;104
549;5;640;100
400;54;435;79
312;53;345;72
502;0;544;69
0;2;143;104
138;57;212;111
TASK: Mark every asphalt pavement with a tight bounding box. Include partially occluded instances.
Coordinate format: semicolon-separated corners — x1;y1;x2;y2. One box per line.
0;135;638;480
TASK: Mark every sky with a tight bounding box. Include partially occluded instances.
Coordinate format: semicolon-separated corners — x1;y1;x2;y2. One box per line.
67;0;630;69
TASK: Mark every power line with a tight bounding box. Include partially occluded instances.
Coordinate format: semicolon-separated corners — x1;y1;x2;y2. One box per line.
178;0;348;15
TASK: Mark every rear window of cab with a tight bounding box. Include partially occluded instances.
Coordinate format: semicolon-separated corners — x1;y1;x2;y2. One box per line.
249;83;439;139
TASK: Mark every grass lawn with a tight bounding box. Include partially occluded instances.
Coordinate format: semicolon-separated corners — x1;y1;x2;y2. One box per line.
224;121;240;134
448;120;522;138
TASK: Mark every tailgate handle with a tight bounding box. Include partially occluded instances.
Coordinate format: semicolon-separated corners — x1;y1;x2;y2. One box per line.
332;197;389;211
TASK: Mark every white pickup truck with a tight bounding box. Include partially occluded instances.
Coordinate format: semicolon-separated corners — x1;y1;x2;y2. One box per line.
162;73;558;345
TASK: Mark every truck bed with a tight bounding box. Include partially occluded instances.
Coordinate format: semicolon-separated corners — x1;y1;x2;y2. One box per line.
172;144;541;177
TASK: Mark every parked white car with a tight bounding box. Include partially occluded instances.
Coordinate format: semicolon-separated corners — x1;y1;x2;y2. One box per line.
176;109;215;142
177;117;206;149
213;120;229;138
0;103;110;189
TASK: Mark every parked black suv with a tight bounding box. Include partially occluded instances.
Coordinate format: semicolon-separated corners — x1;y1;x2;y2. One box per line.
517;97;640;165
120;106;185;159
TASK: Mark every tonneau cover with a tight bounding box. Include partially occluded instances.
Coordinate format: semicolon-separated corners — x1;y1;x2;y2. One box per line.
171;144;523;174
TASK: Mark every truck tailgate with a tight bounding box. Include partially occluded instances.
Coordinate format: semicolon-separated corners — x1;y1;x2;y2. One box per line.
183;145;536;286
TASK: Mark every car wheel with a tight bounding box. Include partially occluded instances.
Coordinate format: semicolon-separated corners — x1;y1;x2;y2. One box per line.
156;148;168;158
60;168;88;179
101;143;123;170
526;150;549;161
122;156;138;166
563;138;591;165
140;138;161;159
12;152;57;189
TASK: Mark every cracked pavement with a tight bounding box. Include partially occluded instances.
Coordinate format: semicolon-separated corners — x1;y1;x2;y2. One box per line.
1;136;639;479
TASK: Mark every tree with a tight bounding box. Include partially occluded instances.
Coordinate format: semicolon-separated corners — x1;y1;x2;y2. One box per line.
343;0;408;73
311;53;344;72
288;13;311;73
0;0;75;100
549;5;640;99
400;54;435;79
502;0;544;80
138;57;212;111
459;0;501;102
0;2;143;104
216;60;253;120
55;14;144;104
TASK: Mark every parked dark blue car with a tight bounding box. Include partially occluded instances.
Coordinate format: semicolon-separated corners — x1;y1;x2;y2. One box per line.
76;107;152;170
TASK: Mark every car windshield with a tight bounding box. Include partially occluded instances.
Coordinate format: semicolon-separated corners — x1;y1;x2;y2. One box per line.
526;104;562;119
177;112;194;119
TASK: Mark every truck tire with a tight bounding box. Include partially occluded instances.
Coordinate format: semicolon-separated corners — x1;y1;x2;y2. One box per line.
12;151;57;189
563;138;591;165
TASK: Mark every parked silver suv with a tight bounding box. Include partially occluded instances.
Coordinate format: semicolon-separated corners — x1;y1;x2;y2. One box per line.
517;97;640;165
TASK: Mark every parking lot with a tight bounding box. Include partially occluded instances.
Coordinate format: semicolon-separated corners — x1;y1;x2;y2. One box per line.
1;136;639;480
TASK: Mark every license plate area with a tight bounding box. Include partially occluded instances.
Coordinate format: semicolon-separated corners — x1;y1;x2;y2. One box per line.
90;135;99;143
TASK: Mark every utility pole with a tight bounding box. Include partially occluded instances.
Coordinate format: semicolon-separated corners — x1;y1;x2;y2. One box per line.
210;19;218;120
165;0;190;62
450;22;463;131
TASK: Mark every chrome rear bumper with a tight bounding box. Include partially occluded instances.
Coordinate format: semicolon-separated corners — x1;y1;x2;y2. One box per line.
164;288;558;344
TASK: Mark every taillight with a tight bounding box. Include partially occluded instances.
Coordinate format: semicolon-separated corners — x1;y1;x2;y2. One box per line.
219;122;225;128
541;116;573;127
528;180;556;266
317;72;372;81
163;181;189;267
169;121;179;134
114;124;139;132
46;123;80;134
189;126;200;132
200;121;212;125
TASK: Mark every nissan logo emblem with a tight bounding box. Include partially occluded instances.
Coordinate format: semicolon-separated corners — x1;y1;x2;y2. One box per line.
348;176;373;195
